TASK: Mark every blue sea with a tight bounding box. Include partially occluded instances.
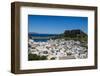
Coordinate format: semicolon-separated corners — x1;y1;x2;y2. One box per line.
29;33;58;37
28;33;58;42
32;39;48;42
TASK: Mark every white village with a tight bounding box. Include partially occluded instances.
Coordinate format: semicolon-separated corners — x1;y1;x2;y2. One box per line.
28;37;88;60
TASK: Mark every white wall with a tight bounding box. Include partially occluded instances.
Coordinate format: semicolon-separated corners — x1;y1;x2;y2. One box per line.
0;0;100;76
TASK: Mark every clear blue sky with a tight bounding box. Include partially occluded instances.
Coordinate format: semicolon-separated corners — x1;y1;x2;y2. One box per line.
28;15;88;34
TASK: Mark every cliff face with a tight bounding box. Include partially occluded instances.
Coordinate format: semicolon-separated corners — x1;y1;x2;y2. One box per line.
64;29;87;38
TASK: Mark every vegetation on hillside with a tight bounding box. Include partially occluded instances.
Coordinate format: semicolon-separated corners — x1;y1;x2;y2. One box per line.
28;54;47;60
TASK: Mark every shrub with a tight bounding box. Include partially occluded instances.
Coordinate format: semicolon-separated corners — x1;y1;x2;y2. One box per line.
28;54;47;60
